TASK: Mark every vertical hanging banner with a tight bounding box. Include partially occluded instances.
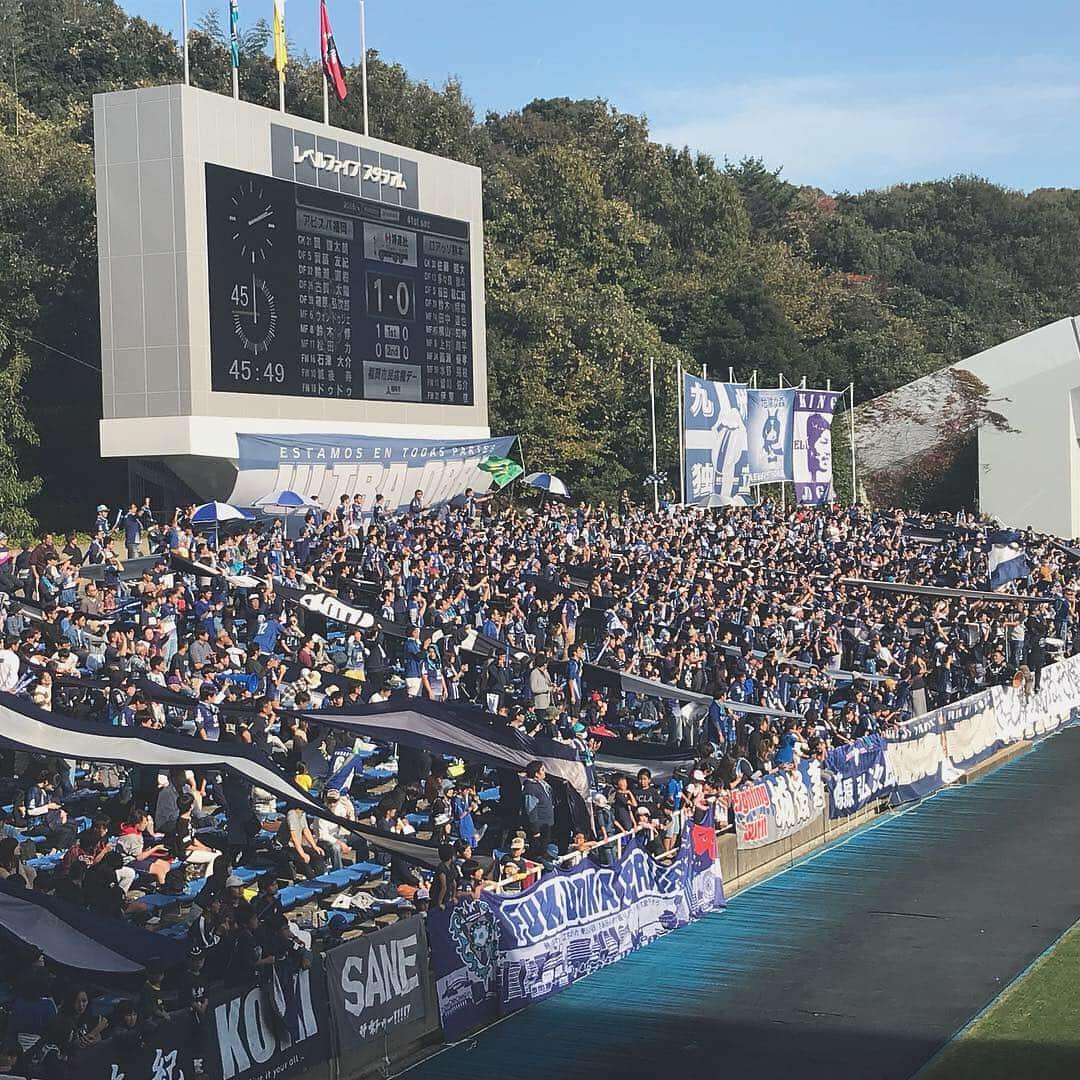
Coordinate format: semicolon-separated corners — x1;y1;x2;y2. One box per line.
682;374;754;507
791;389;842;505
746;388;794;484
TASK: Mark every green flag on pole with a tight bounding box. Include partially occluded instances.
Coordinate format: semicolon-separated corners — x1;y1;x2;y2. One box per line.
478;455;523;489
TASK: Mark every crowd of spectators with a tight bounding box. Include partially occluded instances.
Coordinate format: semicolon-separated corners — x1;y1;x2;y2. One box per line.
0;489;1074;1075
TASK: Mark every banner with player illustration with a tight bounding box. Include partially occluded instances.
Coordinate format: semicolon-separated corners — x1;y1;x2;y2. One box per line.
682;377;841;506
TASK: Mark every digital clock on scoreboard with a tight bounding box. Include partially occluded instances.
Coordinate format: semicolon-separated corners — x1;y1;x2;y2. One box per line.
205;162;474;405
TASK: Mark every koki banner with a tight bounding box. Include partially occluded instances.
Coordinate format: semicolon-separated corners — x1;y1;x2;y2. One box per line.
682;374;754;507
791;389;842;505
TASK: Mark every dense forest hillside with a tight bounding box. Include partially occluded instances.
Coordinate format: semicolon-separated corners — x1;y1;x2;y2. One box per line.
1;0;1079;530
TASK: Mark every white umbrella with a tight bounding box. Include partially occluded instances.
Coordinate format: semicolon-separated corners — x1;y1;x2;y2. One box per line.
190;501;253;524
524;472;570;499
253;489;321;509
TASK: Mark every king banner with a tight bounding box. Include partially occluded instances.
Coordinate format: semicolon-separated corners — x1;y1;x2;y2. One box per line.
682;374;754;507
791;389;842;505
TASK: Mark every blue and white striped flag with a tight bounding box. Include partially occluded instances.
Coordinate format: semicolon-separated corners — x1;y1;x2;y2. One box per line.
987;530;1029;590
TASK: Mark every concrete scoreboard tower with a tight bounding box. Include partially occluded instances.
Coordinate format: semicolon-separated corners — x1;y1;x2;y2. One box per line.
93;85;493;506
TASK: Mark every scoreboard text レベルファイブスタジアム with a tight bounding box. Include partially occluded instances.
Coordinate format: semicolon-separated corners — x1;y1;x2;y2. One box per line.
206;162;474;406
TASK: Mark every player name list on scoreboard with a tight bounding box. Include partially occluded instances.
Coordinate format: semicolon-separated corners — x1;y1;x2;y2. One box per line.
205;163;474;406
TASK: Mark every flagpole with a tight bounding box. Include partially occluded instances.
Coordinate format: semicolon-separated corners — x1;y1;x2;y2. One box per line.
181;0;189;85
230;0;239;100
779;372;786;514
849;381;857;505
649;357;659;514
360;0;370;137
677;360;685;504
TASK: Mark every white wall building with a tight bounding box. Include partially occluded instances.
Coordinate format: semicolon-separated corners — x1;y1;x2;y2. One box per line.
855;315;1080;538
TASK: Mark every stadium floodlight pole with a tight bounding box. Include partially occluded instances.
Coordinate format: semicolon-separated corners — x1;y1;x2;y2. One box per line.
849;381;857;504
677;360;685;504
181;0;189;85
649;357;660;514
360;0;370;136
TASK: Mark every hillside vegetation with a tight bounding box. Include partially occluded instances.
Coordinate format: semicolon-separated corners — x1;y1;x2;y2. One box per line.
1;0;1079;529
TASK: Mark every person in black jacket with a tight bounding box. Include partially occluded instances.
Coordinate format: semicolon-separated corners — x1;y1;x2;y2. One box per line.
521;760;555;856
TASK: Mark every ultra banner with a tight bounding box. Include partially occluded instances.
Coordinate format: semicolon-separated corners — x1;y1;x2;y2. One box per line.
230;433;517;514
746;388;794;485
791;389;841;506
682;374;754;507
731;761;825;848
884;712;957;805
326;916;435;1063
428;810;725;1039
825;735;894;818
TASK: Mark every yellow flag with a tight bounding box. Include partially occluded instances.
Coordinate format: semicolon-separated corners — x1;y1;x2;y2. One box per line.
273;0;287;76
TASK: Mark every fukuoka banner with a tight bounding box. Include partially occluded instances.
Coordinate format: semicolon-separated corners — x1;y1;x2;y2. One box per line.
230;433;517;514
791;389;842;505
825;736;894;818
730;762;825;849
682;374;754;507
428;811;725;1039
746;388;795;485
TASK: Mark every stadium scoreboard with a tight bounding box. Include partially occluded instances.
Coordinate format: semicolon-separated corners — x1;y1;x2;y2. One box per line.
206;163;474;405
94;85;489;469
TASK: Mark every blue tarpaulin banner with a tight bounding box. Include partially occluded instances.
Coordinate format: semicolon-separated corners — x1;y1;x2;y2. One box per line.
230;432;517;515
428;810;724;1037
825;735;894;818
730;762;825;848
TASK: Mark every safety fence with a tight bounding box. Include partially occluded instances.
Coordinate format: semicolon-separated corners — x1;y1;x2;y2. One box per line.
71;654;1080;1080
731;652;1080;849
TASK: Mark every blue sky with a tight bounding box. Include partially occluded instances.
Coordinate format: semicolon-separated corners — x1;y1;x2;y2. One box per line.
126;1;1080;193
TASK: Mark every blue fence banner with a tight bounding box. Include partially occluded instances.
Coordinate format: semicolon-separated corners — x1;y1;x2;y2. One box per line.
230;432;517;515
746;388;794;485
428;810;724;1036
791;388;842;505
731;762;825;848
825;735;894;818
682;374;754;507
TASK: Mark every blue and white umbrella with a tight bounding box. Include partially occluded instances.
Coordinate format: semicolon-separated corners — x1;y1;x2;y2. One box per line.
253;489;321;509
190;501;254;525
524;472;570;499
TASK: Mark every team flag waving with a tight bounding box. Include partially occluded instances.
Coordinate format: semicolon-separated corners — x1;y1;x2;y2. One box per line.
320;0;348;103
273;0;287;77
229;0;240;70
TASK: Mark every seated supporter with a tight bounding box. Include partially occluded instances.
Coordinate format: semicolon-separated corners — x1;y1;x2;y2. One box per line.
166;793;219;878
280;805;327;879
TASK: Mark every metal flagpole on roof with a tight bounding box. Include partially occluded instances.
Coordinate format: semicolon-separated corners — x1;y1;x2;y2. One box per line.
229;0;240;100
181;0;189;85
649;357;660;513
360;0;370;136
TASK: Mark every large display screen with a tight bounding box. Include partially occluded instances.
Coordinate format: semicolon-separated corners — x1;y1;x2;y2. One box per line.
205;163;473;405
